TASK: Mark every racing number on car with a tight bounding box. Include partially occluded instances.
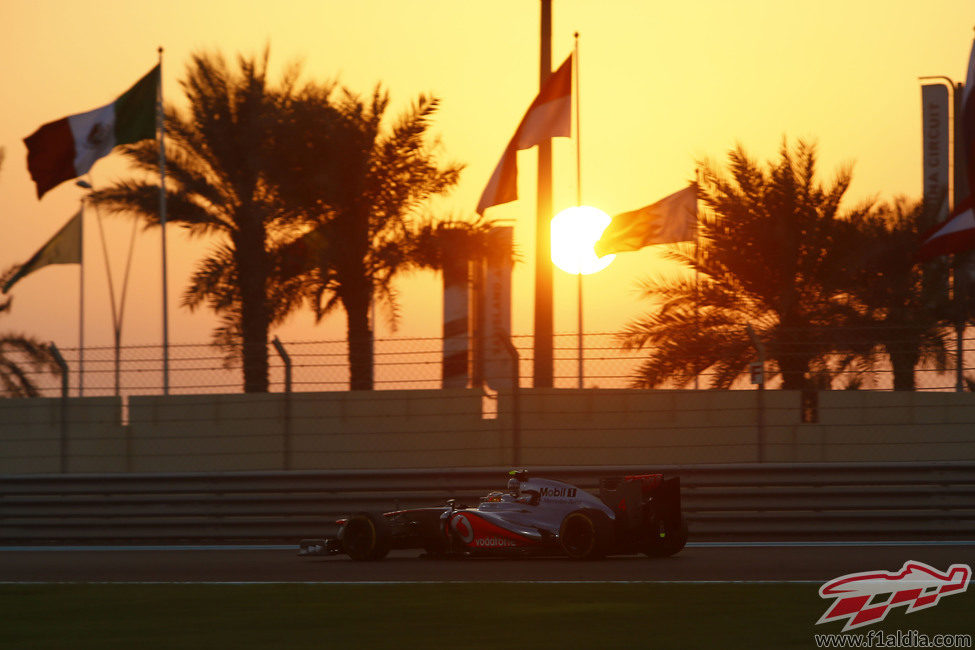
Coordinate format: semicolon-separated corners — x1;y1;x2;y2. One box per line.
450;513;475;544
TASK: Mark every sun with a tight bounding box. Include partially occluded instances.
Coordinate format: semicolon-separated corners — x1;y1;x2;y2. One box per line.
550;206;616;275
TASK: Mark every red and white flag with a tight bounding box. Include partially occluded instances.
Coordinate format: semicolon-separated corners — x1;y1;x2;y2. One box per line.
916;197;975;262
476;54;572;214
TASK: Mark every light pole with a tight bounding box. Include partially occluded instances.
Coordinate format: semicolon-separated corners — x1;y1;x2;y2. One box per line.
78;179;140;396
534;0;554;389
75;180;89;397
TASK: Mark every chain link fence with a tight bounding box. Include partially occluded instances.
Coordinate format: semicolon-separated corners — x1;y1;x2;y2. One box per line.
8;329;975;398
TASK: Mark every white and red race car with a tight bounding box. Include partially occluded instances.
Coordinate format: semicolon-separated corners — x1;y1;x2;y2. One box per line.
299;470;687;561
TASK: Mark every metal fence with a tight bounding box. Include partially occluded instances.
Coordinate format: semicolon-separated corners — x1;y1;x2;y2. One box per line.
12;330;975;398
2;462;972;544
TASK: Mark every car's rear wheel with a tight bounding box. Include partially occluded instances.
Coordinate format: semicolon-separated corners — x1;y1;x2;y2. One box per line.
559;509;613;560
643;515;688;558
341;512;392;561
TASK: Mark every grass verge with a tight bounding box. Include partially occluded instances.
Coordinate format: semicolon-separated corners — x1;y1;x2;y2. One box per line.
1;583;972;649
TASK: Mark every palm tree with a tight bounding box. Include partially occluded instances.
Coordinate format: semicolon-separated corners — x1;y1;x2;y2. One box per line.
403;214;506;273
91;49;304;392
0;270;60;398
618;139;874;390
0;152;60;397
273;86;463;390
840;198;953;390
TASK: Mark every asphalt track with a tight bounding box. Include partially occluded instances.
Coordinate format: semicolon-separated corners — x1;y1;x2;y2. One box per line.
1;543;973;583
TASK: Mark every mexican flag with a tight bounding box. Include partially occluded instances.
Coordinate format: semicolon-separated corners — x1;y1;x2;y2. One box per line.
24;65;159;199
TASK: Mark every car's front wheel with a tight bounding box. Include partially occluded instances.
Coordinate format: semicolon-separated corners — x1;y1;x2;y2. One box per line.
340;512;392;561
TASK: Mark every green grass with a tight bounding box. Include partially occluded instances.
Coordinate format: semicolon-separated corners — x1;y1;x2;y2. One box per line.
0;583;972;649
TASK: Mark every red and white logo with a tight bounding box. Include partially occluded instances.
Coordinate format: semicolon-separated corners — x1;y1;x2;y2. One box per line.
817;561;970;631
450;514;475;544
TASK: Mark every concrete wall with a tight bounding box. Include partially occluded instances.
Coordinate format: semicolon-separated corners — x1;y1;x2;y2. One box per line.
502;389;800;466
126;389;501;472
1;388;974;474
782;391;975;462
0;397;124;473
505;389;975;465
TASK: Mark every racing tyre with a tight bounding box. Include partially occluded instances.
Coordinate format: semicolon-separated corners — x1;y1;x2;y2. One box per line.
643;516;688;558
340;512;392;561
558;509;614;560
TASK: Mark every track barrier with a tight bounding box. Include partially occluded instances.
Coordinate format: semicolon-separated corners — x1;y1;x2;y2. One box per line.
1;462;973;544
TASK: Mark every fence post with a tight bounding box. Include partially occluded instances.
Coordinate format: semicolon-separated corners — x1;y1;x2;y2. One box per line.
48;342;69;473
496;330;521;466
746;325;766;462
272;336;293;470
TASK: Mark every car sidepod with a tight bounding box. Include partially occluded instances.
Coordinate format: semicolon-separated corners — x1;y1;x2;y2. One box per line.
447;510;545;553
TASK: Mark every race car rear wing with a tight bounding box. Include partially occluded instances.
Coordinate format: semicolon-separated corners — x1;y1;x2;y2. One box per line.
598;474;682;531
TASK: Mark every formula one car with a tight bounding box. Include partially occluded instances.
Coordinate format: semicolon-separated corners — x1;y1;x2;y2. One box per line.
299;470;687;561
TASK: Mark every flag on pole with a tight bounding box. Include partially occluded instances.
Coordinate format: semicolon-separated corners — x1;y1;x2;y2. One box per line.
594;184;698;257
476;53;572;214
2;210;82;293
24;65;160;199
916;197;975;262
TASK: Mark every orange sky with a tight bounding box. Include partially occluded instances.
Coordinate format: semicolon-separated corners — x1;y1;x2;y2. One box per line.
0;1;972;372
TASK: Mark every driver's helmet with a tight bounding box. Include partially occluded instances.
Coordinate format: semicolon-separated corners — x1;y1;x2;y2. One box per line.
507;477;520;496
506;469;528;496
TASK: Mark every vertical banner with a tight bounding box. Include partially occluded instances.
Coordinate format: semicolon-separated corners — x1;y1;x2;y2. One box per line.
922;83;951;226
955;82;971;205
441;254;471;388
481;226;514;391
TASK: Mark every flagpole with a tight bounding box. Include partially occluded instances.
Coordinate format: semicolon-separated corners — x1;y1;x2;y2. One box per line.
158;46;170;396
574;32;583;390
79;194;85;398
694;170;701;390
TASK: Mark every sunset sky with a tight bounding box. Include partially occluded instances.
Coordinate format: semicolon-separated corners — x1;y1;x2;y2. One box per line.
0;1;972;379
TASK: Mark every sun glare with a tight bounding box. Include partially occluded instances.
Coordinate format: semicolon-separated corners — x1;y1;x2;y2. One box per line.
550;206;616;275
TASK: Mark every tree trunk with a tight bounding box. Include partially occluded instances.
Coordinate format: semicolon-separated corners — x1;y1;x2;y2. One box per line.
237;218;270;393
775;328;810;391
344;291;374;391
886;330;919;392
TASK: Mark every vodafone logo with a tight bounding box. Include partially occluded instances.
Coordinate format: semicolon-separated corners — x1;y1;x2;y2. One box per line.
474;537;517;548
450;514;474;544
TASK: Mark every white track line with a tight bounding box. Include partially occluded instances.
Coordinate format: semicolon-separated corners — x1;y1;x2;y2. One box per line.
1;540;972;552
0;580;825;585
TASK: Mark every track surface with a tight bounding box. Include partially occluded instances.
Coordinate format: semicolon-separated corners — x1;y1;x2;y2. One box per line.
1;544;972;583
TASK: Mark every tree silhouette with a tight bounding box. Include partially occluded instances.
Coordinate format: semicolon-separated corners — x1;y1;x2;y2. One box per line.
91;49;302;392
619;140;874;390
0;152;58;396
0;262;60;398
273;86;463;390
402;214;505;273
840;198;953;390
